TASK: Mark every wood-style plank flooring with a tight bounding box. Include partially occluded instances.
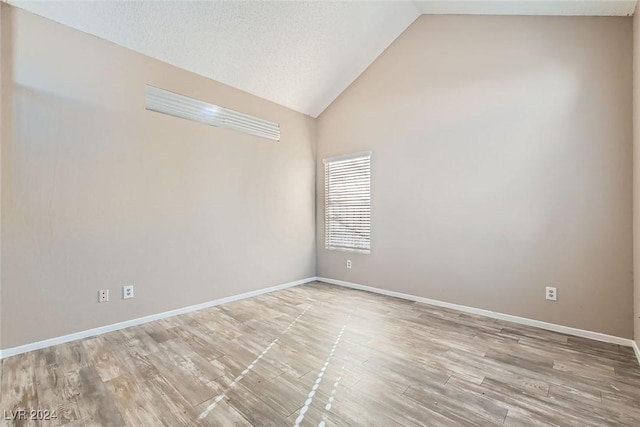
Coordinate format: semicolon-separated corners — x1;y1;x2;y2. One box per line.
1;281;640;426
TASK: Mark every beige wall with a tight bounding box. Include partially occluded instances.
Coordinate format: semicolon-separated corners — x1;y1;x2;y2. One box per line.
0;3;5;352
634;11;640;349
317;15;634;338
0;8;635;349
0;6;316;349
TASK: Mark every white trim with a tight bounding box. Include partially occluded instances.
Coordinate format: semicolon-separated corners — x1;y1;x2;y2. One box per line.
145;85;280;141
0;277;317;359
317;277;637;349
322;150;372;164
325;246;370;254
633;340;640;366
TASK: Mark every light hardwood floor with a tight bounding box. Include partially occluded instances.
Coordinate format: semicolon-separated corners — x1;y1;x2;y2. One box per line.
1;281;639;426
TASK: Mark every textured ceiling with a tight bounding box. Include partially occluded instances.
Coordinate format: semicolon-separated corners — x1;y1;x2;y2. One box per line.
9;1;638;117
413;0;637;16
9;1;420;117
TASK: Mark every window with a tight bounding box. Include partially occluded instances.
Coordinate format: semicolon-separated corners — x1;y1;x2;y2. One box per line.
145;85;280;141
324;151;371;253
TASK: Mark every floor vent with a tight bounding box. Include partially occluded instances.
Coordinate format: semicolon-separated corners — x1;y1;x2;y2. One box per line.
145;85;280;141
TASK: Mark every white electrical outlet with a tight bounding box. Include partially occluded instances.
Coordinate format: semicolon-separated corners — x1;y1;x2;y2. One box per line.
98;290;109;303
546;286;557;301
123;285;134;299
346;260;352;269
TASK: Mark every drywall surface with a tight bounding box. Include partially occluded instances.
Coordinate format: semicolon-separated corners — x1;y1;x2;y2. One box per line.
317;15;633;338
0;3;5;353
634;9;640;350
1;6;316;348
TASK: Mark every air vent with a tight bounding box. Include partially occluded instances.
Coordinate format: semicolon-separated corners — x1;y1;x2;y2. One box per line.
145;85;280;141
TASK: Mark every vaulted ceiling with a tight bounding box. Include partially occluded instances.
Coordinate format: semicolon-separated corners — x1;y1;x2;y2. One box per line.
10;0;638;117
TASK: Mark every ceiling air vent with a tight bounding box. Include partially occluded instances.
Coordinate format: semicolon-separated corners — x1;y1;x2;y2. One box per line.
145;85;280;141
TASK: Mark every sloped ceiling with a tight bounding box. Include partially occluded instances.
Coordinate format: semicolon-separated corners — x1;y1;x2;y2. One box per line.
413;0;637;16
9;1;420;117
9;1;638;117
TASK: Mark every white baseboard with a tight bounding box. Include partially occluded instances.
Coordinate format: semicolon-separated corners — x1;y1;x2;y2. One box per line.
0;277;316;359
633;340;640;366
317;277;637;350
3;276;636;366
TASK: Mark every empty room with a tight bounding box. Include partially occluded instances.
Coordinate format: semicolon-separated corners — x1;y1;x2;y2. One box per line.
1;0;640;425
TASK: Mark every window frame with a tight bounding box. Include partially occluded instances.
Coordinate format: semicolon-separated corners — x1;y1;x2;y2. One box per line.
323;151;372;254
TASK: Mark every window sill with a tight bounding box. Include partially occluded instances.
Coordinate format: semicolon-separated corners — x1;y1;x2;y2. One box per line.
325;246;370;254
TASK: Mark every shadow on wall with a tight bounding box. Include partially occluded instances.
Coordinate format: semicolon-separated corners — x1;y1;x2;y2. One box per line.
0;4;13;352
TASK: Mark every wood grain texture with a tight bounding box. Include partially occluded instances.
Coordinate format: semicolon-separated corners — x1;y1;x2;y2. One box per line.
1;282;639;426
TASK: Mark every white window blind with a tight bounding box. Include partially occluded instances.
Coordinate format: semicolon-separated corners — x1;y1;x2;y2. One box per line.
324;152;371;253
145;85;280;141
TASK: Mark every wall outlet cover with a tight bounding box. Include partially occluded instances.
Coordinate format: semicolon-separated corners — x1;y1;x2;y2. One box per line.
123;285;134;299
545;286;557;301
98;290;109;303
